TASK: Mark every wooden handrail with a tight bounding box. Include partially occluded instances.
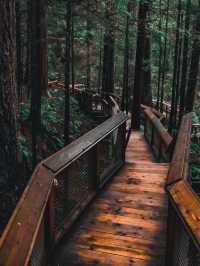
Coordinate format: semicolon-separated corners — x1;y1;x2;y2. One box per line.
0;112;128;266
165;113;200;264
44;113;127;173
0;164;53;266
167;180;200;248
166;112;192;185
144;108;172;148
143;108;173;164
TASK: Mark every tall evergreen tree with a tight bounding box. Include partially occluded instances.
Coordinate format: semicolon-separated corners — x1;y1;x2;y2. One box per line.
0;1;18;190
179;0;191;119
156;0;163;109
131;0;152;129
169;0;182;132
64;0;71;145
121;2;131;112
30;0;48;167
102;0;116;95
160;0;170;112
86;0;92;90
185;9;200;112
16;0;23;102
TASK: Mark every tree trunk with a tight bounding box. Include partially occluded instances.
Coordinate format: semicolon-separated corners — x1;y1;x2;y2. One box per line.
160;0;170;112
121;3;130;112
71;10;75;93
131;0;151;129
102;0;115;95
185;11;200;112
142;32;152;106
25;0;31;98
169;0;182;132
64;0;71;145
0;1;18;189
30;0;48;167
156;0;162;109
86;0;91;90
179;0;191;119
97;27;103;94
16;0;23;102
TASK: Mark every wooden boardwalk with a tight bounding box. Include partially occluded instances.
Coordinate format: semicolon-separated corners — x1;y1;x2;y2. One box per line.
53;131;168;266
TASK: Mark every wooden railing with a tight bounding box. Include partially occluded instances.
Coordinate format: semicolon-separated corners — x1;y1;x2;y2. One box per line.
165;113;200;265
152;98;172;119
143;107;173;162
0;112;128;266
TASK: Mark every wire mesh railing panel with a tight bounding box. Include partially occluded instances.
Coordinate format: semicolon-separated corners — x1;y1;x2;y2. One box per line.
98;127;124;183
53;153;91;229
152;129;161;159
167;206;200;266
174;218;190;266
144;118;152;143
98;134;113;181
29;217;46;266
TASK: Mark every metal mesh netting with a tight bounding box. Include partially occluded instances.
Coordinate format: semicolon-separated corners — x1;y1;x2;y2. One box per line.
52;127;124;230
30;218;46;266
53;153;91;228
98;128;123;182
171;211;200;266
144;118;152;143
152;130;160;158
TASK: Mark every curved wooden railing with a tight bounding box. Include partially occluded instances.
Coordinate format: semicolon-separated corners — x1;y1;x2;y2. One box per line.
143;107;173;162
165;112;200;265
0;112;128;266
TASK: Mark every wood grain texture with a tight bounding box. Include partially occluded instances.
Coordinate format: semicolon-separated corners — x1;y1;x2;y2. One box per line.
167;180;200;246
53;131;168;266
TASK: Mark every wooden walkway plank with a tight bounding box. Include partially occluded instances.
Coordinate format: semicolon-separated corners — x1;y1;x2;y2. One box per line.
53;131;168;266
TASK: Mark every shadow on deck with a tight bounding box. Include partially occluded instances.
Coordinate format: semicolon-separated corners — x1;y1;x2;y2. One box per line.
53;131;169;266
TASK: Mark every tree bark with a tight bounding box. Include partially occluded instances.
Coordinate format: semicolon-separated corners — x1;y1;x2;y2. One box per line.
122;3;130;112
185;11;200;112
131;0;151;129
156;0;162;109
64;0;71;145
160;0;170;112
102;0;115;95
169;0;182;132
30;0;48;167
71;10;75;92
16;0;23;102
0;1;18;188
179;0;191;119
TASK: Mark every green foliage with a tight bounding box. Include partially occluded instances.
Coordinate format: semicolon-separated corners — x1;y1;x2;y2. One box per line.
19;102;30;121
191;143;200;180
18;132;32;159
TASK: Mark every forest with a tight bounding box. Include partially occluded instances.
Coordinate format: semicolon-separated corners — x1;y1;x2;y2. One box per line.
0;0;200;242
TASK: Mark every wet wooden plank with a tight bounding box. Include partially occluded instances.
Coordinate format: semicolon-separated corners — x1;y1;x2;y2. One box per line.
56;246;160;266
